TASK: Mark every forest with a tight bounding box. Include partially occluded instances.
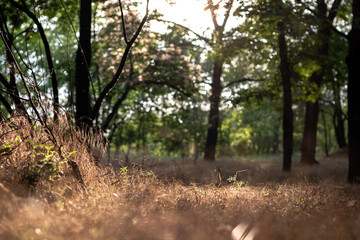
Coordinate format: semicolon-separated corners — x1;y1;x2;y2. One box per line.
1;0;360;239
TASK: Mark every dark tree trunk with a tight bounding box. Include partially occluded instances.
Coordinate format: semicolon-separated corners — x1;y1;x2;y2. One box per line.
101;83;132;132
6;44;26;113
347;0;360;183
301;98;320;164
0;24;28;115
332;80;347;148
333;107;347;149
0;92;12;114
75;0;92;129
204;63;223;161
320;106;329;157
277;16;294;171
300;0;339;164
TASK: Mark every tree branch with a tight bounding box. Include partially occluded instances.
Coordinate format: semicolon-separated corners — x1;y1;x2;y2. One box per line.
0;91;13;114
140;80;192;97
328;0;342;22
101;82;133;131
207;0;220;29
91;0;149;121
0;88;29;102
8;0;60;114
157;19;213;46
0;73;11;90
0;31;43;125
330;24;348;39
221;0;234;29
297;0;348;39
118;0;128;44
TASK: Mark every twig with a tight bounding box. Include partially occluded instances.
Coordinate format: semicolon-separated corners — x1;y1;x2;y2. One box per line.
157;19;213;46
118;0;128;44
0;31;44;126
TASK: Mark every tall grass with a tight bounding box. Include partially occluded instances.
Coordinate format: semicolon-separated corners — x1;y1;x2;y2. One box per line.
1;114;360;240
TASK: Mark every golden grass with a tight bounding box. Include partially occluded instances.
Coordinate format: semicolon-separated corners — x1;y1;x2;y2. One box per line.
1;115;360;239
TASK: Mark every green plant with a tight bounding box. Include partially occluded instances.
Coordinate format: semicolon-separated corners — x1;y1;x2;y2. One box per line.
0;136;21;157
23;140;76;186
120;166;128;175
227;175;247;188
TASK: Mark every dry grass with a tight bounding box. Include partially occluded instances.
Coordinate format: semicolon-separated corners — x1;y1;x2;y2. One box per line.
1;116;360;240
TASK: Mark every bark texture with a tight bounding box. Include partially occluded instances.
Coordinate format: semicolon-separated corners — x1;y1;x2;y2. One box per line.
75;0;92;129
277;13;294;171
300;0;340;164
347;0;360;183
204;63;223;161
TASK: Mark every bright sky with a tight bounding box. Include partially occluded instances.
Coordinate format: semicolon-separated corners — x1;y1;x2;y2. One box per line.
150;0;213;34
137;0;241;36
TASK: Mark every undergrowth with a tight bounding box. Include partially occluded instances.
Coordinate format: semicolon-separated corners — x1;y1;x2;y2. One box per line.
1;114;360;240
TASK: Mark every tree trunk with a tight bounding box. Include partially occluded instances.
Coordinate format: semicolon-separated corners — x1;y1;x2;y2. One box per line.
347;0;360;183
75;0;92;129
0;92;12;114
204;63;223;161
277;11;294;171
301;99;320;164
0;27;28;116
300;0;336;164
332;80;347;148
333;107;347;149
8;0;59;117
6;42;27;113
320;106;329;157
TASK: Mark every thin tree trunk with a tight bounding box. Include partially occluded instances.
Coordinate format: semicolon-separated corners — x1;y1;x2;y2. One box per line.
0;28;28;116
277;8;294;171
320;106;329;156
332;80;347;148
204;63;223;161
347;0;360;183
6;45;27;113
90;1;149;122
101;83;132;132
8;0;59;117
75;0;92;129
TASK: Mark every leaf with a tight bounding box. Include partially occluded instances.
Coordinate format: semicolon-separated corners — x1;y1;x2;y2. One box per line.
45;145;54;151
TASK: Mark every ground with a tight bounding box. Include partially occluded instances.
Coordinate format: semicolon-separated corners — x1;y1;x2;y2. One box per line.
1;149;360;240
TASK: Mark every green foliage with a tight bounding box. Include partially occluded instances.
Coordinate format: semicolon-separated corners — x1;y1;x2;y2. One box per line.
0;136;21;157
23;139;76;186
227;171;248;188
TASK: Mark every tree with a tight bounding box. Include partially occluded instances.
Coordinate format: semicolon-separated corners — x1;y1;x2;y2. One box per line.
75;0;92;128
347;0;360;183
276;0;294;171
74;0;150;130
300;0;342;164
8;0;60;117
0;2;34;117
202;0;255;161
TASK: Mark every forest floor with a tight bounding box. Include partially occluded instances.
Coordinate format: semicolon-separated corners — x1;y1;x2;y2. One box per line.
1;147;360;240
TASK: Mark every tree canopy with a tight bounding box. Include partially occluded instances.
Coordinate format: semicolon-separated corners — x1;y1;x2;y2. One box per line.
0;0;359;182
